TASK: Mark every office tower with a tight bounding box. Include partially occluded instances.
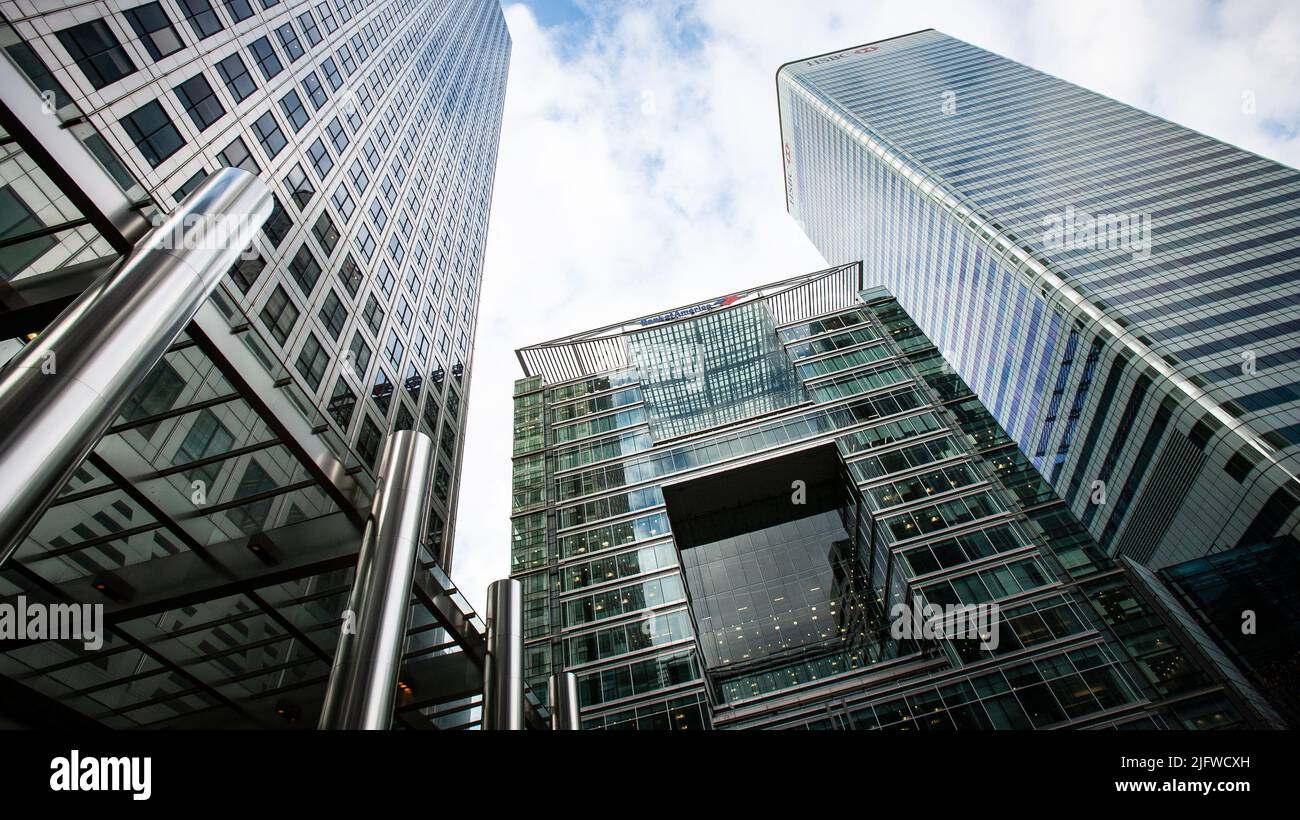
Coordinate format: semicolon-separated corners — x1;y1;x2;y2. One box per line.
0;0;514;729
512;263;1279;730
777;30;1300;568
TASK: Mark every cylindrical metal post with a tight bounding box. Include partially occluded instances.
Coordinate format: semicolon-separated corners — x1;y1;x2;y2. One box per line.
0;167;271;563
548;671;581;730
319;430;434;730
482;578;523;730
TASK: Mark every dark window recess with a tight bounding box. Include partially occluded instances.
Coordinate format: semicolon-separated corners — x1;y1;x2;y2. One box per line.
228;254;265;294
295;332;327;390
248;36;282;80
251;110;287;158
56;20;136;89
1187;415;1222;451
279;89;310;132
288;243;322;295
216;53;256;102
328;378;356;430
312;211;339;255
125;3;185;60
174;73;224;131
172;168;208;203
275;23;304;62
1225;450;1258;483
356;416;382;468
222;0;254;23
218;135;260;174
337;254;362;297
177;0;224;40
318;290;347;339
261;195;292;248
259;284;299;346
283;163;315;210
121;100;185;167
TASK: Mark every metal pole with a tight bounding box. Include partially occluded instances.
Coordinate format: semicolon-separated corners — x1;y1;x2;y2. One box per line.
548;671;581;730
319;430;434;730
0;167;270;564
482;578;523;730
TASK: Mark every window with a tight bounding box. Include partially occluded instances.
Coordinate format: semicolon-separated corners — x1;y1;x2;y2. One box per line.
326;117;348;152
362;293;384;335
125;3;184;61
348;332;372;377
357;415;382;468
384;330;404;370
307;137;333;179
302;71;328;109
338;254;362;297
321;56;342;90
328;378;356;430
177;0;223;41
261;195;292;248
298;11;322;46
283;163;314;210
174;73;224;131
354;223;375;260
259;285;299;346
56;20;136;89
288;244;322;295
251;110;287;158
312;211;339;255
317;2;338;34
222;0;254;23
372;370;393;416
368;199;387;231
248;36;282;80
279;89;309;132
218;135;259;174
228;254;264;293
173;168;207;202
318;290;347;339
275;23;304;63
121;101;185;167
295;333;328;390
331;184;355;221
348;160;369;193
337;44;356;76
216;53;256;102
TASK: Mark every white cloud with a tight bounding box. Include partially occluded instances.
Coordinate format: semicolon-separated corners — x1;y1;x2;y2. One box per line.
450;0;1300;610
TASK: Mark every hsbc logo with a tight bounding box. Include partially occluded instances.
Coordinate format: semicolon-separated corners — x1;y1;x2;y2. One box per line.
783;142;793;165
804;45;878;67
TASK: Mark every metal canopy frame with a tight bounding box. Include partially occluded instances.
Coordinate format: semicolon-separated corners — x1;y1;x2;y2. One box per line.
515;262;865;383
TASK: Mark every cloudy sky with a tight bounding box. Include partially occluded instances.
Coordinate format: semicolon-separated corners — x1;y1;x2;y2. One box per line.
450;0;1300;610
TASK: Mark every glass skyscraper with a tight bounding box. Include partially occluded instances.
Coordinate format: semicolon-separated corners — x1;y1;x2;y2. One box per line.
777;30;1300;568
0;0;513;729
512;264;1279;730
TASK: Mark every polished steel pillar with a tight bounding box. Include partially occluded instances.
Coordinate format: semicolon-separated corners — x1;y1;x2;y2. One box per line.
482;578;524;730
548;671;581;730
0;167;271;564
318;430;434;730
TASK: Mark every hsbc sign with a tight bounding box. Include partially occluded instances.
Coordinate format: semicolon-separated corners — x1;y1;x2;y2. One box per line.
803;45;877;68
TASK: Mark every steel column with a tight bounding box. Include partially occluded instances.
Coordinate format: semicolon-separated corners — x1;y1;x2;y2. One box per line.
0;167;270;564
482;578;523;730
318;430;435;730
548;671;581;730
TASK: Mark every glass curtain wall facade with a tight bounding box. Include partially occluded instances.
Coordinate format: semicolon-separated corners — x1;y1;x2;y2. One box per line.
2;0;509;567
512;264;1279;730
777;30;1300;568
0;0;510;729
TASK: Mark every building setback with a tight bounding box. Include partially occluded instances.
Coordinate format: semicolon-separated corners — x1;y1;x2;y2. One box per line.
512;264;1280;729
777;30;1300;568
0;0;512;729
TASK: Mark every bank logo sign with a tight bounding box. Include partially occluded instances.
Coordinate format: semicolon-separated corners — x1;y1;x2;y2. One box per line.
638;295;740;327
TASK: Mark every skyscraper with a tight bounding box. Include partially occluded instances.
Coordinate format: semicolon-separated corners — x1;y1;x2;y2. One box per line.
0;0;513;729
777;30;1300;568
512;264;1278;730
